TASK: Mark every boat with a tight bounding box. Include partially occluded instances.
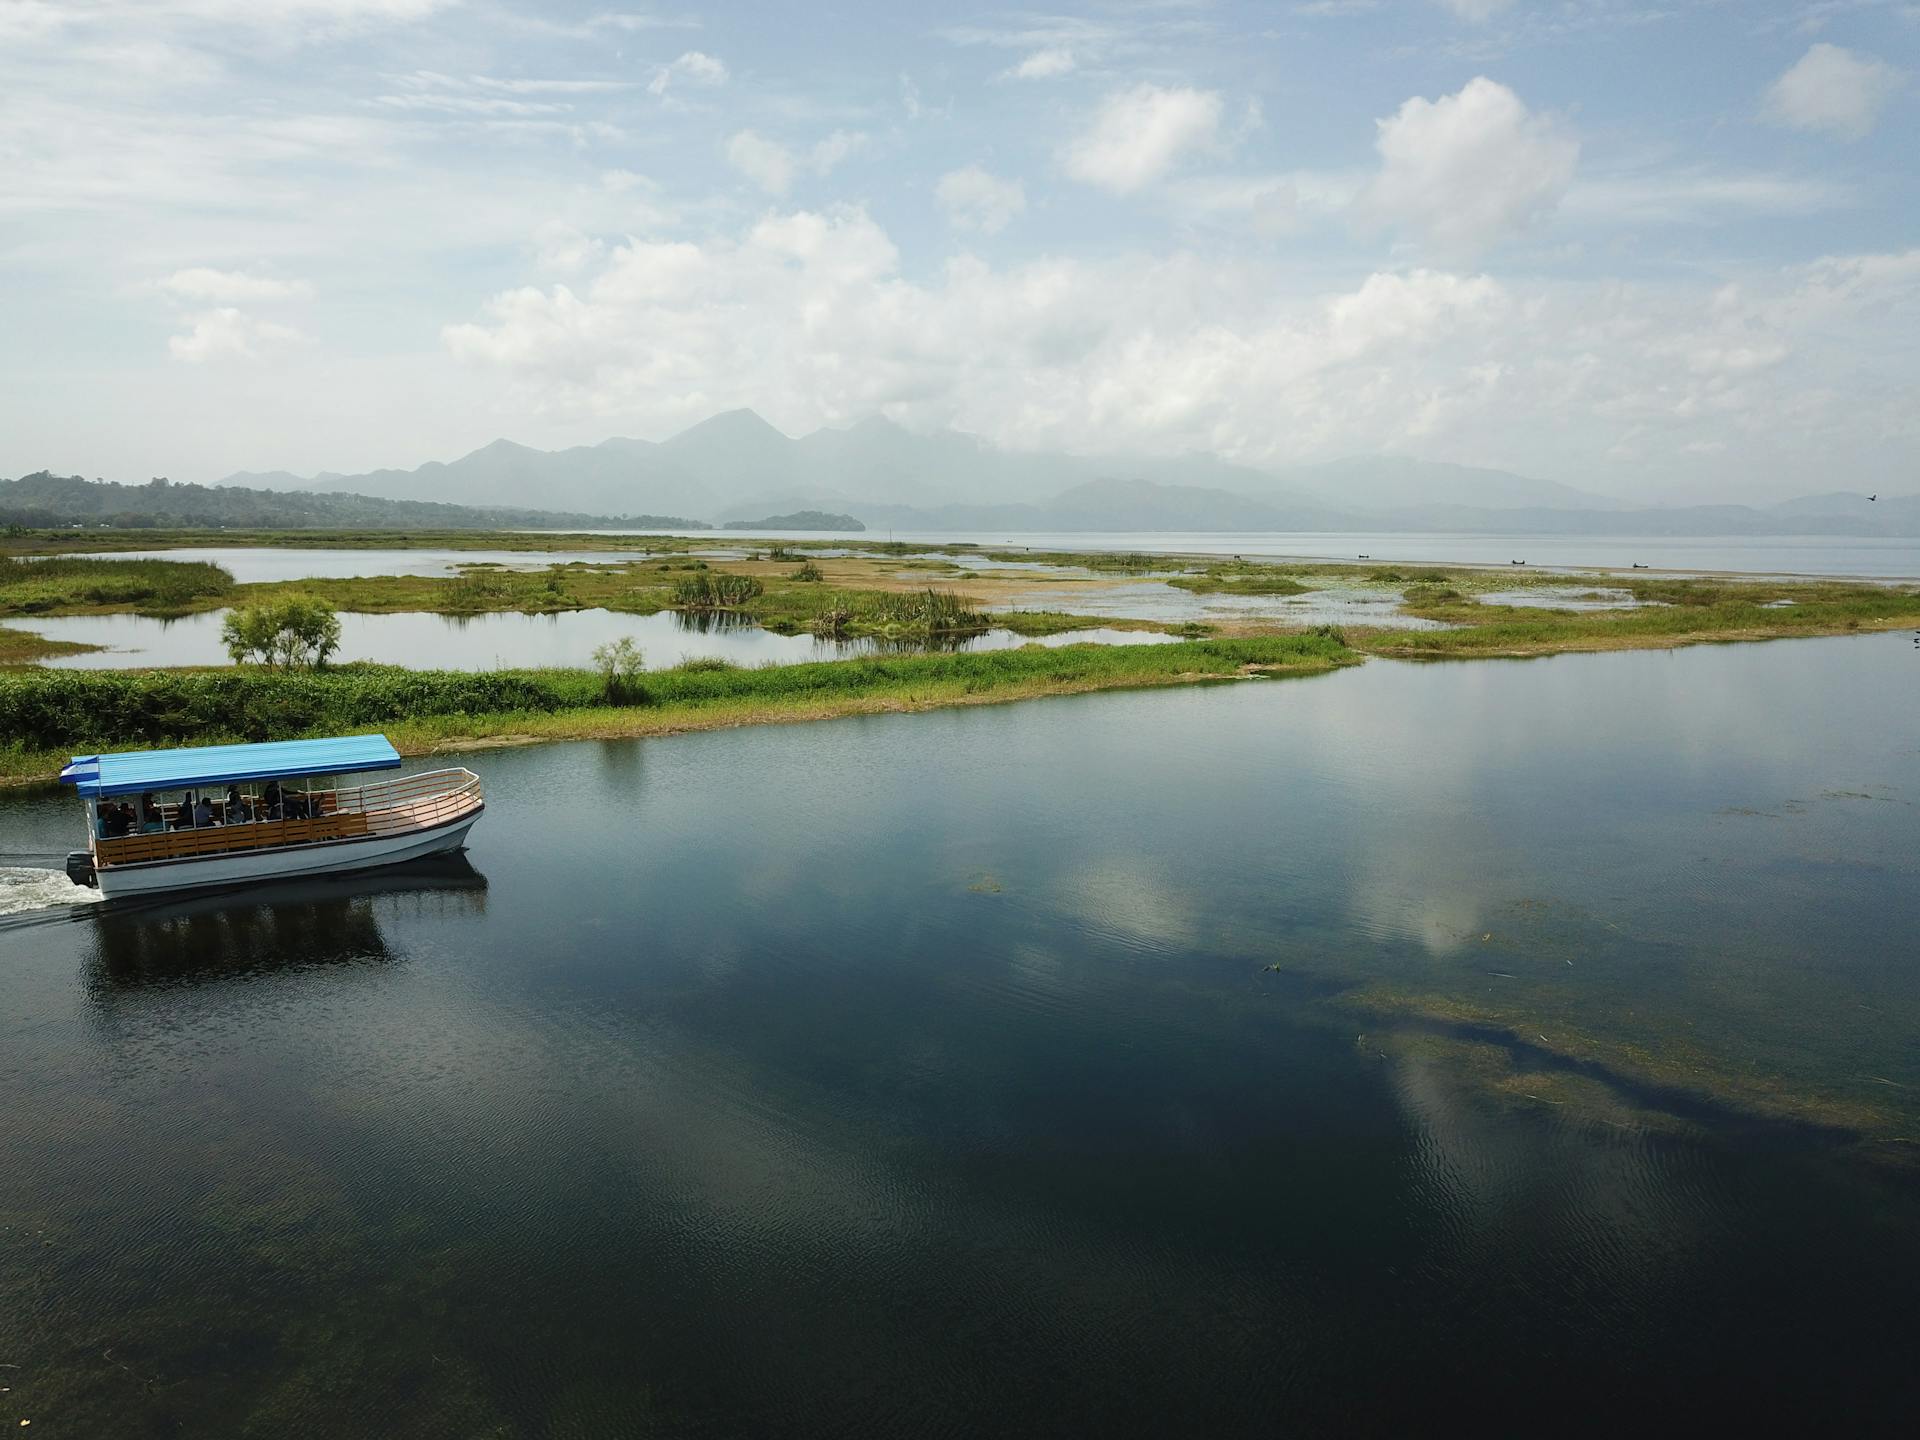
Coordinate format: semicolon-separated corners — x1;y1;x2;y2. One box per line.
59;734;483;899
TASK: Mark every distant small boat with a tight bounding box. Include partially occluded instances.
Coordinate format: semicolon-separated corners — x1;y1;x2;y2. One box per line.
61;734;483;899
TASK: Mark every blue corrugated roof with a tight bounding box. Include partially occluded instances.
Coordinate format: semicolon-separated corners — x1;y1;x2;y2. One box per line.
61;734;401;797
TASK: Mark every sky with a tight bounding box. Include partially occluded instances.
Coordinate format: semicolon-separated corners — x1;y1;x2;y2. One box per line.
1;0;1916;504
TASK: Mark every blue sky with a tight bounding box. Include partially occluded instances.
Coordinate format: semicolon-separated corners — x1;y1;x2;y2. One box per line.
2;0;1915;502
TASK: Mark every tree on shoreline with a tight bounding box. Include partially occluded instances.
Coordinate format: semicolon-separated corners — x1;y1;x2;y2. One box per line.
222;596;342;669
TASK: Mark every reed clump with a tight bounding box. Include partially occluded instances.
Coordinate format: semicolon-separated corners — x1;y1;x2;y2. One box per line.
672;573;764;610
809;587;987;638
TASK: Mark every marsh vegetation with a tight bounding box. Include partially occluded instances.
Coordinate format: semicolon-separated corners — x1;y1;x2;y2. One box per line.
0;554;233;615
0;632;1353;779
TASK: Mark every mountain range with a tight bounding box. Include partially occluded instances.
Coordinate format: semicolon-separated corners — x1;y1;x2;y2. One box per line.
220;408;1920;537
0;471;697;532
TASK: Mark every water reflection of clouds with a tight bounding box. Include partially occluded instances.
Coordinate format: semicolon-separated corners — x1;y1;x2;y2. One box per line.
1050;858;1201;954
1386;1046;1710;1306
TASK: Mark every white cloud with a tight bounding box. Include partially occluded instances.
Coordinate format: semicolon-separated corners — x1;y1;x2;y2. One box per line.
159;267;312;302
1003;48;1075;80
4;0;457;44
647;49;727;98
1359;77;1578;257
1765;43;1902;139
1563;170;1850;225
169;307;308;363
1062;84;1224;195
443;209;1920;492
810;129;867;175
936;165;1026;234
1436;0;1517;20
589;10;702;33
531;220;605;272
723;128;866;194
724;130;794;195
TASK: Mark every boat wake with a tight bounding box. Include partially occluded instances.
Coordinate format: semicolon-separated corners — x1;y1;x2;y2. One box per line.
0;866;104;917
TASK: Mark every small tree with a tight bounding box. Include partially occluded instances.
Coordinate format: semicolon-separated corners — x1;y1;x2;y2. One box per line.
592;636;645;703
222;596;342;669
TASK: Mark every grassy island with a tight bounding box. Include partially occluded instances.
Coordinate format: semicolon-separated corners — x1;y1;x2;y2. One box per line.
0;633;1354;784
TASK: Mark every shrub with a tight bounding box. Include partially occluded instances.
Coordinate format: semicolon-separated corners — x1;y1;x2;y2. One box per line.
220;596;342;669
591;636;645;702
791;561;824;582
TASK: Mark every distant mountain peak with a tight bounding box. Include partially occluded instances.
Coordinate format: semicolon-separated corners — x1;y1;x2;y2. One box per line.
670;407;790;443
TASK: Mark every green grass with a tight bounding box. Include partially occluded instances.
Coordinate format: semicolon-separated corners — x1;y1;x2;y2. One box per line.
1375;577;1920;655
1165;565;1308;596
0;555;234;616
807;587;987;638
0;634;1354;782
0;622;97;665
672;572;765;609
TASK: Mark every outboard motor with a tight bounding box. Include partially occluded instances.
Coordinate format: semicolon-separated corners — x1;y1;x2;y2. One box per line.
65;850;97;888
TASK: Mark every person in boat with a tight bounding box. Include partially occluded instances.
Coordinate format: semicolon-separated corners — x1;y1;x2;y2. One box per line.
263;780;283;820
193;793;217;827
140;792;164;833
225;785;254;823
98;802;132;838
115;801;138;836
172;791;196;829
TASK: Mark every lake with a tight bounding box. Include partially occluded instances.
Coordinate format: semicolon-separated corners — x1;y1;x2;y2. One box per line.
23;608;1178;671
2;632;1917;1433
53;546;664;583
47;534;1920;583
571;529;1920;579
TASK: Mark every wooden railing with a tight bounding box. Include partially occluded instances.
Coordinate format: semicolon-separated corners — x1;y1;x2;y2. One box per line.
94;768;482;869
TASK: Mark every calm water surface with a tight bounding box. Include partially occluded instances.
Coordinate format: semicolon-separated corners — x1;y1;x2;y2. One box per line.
26;608;1176;671
56;546;659;582
573;529;1920;579
2;633;1917;1434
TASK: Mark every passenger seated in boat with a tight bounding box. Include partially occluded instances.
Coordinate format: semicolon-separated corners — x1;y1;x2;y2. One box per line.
98;802;133;838
285;790;311;820
263;780;283;819
172;791;194;829
225;785;254;823
193;794;217;827
140;793;164;833
116;801;137;836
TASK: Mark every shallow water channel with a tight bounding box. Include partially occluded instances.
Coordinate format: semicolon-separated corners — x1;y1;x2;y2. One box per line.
1;632;1917;1433
25;607;1176;671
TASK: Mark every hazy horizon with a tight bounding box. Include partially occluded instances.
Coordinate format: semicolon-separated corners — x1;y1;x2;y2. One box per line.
3;1;1916;504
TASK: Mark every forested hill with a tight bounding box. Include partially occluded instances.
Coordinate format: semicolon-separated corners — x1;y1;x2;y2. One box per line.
0;472;705;532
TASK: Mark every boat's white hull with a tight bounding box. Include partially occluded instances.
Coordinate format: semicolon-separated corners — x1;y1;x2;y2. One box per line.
95;810;481;899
